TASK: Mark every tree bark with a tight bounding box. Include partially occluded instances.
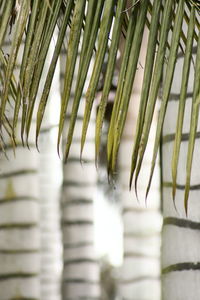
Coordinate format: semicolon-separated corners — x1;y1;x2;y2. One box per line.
0;36;40;300
38;45;62;300
161;44;200;299
118;29;162;300
60;52;100;299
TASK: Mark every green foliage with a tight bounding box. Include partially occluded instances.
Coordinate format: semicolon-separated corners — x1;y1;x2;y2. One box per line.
0;0;199;210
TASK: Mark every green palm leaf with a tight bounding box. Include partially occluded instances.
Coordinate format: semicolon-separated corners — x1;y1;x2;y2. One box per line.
171;7;195;200
0;0;200;209
184;29;200;214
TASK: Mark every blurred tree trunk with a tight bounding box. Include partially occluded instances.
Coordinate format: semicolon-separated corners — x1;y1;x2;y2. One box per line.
118;30;162;300
0;119;40;300
0;36;40;300
60;52;101;299
38;45;62;300
161;44;200;299
118;109;161;300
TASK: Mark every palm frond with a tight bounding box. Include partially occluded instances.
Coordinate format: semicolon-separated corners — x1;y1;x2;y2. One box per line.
189;0;200;12
171;7;195;201
184;28;200;213
0;0;200;209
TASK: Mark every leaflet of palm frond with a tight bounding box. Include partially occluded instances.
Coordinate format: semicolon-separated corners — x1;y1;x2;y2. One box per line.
79;0;97;69
121;10;129;38
171;7;195;201
188;0;200;13
0;49;17;102
44;0;52;9
0;0;30;125
60;0;99;160
80;0;116;162
146;0;184;201
129;0;161;189
2;114;16;154
36;0;74;149
0;0;5;12
107;0;138;175
184;4;199;41
184;30;200;215
20;2;49;142
62;0;104;162
0;131;7;157
147;2;185;55
95;0;127;165
13;0;40;137
134;0;174;193
0;1;13;49
57;0;87;157
111;0;149;174
25;0;62;146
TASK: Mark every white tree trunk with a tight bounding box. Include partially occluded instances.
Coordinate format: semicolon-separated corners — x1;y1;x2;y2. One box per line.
38;47;62;300
118;101;161;300
60;52;100;299
0;127;40;300
118;30;162;300
0;35;40;300
162;44;200;299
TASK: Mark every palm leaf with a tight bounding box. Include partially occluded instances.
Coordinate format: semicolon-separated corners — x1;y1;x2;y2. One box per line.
171;7;195;200
21;1;49;141
57;0;86;156
80;0;116;160
0;0;30;123
111;0;149;173
0;0;200;209
36;0;74;148
129;0;161;188
107;0;138;173
134;0;174;192
13;0;40;139
25;0;62;144
62;0;104;161
95;0;127;165
0;0;14;49
184;29;200;214
146;0;185;199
